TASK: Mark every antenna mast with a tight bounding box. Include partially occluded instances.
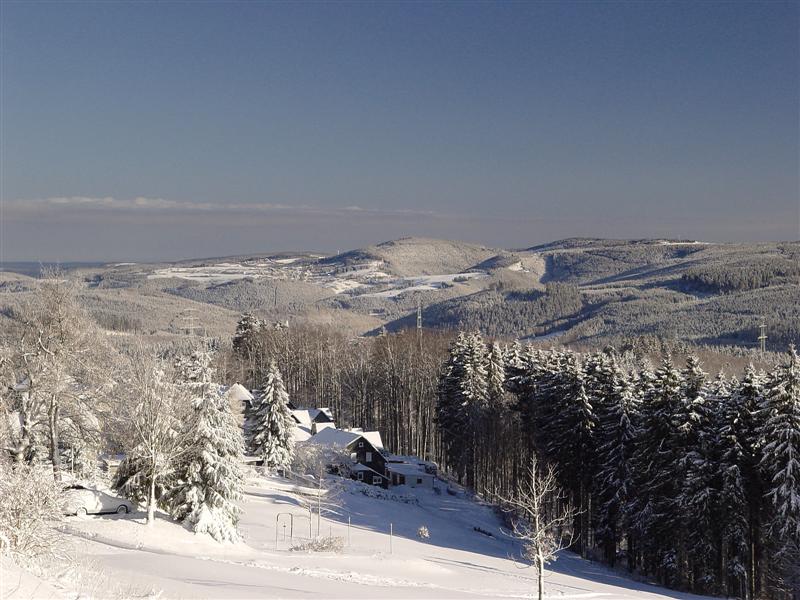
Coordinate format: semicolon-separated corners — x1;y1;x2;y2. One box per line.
181;308;199;336
758;321;767;359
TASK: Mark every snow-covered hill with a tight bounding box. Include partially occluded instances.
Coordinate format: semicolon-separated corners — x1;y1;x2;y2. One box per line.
21;472;717;600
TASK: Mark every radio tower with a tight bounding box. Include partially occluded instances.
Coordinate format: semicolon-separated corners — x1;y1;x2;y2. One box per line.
758;321;767;359
181;308;200;336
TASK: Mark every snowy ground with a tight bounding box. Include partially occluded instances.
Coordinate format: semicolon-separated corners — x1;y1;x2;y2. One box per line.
144;254;492;300
4;474;714;600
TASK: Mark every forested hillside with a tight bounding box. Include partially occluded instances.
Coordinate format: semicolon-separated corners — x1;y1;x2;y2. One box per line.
2;237;797;354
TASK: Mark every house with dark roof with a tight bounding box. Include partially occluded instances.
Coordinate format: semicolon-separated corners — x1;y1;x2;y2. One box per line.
305;427;389;488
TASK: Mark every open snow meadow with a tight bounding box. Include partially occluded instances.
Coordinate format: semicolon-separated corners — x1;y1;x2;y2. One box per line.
2;471;715;600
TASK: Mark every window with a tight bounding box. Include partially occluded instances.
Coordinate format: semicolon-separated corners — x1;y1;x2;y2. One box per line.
366;452;372;462
417;478;423;484
358;441;364;448
357;471;364;481
373;476;382;485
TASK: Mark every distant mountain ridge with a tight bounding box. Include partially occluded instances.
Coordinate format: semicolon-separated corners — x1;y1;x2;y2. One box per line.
1;237;797;352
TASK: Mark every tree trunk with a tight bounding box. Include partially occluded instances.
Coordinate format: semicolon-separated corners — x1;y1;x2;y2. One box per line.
48;398;61;481
147;469;156;526
537;554;545;600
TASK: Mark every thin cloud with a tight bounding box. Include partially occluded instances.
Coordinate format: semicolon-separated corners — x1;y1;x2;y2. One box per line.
3;196;438;219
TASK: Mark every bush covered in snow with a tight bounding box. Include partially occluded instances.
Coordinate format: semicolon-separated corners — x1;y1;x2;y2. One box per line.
0;463;63;561
416;525;430;540
290;535;344;553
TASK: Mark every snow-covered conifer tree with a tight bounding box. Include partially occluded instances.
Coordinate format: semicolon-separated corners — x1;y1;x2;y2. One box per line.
678;357;719;592
715;373;751;597
594;355;637;566
249;361;295;469
630;357;685;586
538;351;595;556
759;346;800;586
163;348;245;542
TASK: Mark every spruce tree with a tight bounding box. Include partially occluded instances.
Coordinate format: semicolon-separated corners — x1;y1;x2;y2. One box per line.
678;357;719;592
732;365;768;599
717;373;751;597
436;333;470;483
759;346;800;592
165;350;245;542
630;357;685;586
539;351;595;556
594;355;637;567
249;361;295;469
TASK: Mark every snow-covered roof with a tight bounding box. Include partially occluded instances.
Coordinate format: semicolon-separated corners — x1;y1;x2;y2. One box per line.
360;431;384;450
387;463;433;477
224;383;254;402
305;427;361;449
386;453;435;467
303;426;385;452
291;408;335;427
291;425;312;443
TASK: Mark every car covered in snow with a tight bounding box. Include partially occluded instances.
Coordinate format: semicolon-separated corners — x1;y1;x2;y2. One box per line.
63;483;134;516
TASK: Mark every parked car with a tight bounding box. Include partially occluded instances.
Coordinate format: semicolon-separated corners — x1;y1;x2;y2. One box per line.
63;484;134;516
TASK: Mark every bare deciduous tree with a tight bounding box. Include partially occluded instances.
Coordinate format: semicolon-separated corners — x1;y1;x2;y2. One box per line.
115;348;191;525
11;269;111;479
496;456;577;600
290;443;351;537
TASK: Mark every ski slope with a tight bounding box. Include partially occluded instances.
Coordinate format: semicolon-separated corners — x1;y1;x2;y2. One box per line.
13;474;715;599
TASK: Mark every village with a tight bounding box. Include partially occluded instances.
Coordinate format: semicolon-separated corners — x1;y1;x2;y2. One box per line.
227;383;439;491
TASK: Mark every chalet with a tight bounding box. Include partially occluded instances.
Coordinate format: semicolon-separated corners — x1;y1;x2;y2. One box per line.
305;427;390;488
385;454;437;489
386;462;435;489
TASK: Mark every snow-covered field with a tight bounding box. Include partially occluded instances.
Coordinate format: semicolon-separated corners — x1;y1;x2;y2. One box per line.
145;253;491;300
3;474;715;600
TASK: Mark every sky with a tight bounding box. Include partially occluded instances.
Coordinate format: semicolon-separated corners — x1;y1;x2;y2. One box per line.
1;1;798;262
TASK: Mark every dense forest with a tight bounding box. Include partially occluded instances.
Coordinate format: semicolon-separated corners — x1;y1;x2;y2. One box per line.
229;315;800;600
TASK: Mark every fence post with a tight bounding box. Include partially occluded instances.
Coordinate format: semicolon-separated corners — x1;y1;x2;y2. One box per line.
348;516;351;547
389;523;393;554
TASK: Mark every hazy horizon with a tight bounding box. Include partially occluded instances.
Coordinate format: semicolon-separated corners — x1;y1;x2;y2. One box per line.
2;1;798;262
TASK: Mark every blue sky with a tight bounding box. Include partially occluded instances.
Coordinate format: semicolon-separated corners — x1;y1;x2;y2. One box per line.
2;1;798;261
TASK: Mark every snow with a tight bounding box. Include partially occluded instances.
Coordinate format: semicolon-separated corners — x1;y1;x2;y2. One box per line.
43;472;716;599
361;272;488;298
290;408;333;427
0;557;70;599
291;425;313;442
149;263;268;283
359;431;384;449
225;383;254;403
305;427;384;451
323;279;367;294
304;427;362;449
